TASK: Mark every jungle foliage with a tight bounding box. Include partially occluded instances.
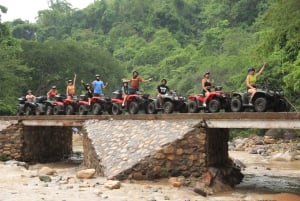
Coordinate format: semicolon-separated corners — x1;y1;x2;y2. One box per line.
0;0;299;115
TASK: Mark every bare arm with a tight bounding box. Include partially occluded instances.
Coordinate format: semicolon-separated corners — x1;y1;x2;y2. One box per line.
73;74;77;86
256;62;267;77
103;82;108;89
141;77;152;82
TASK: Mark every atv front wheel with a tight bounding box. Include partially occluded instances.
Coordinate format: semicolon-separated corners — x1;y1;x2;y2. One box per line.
25;106;32;116
111;103;122;115
208;99;221;113
128;101;139;114
164;101;174;114
66;105;75;115
92;103;103;115
79;105;88;115
46;106;53;115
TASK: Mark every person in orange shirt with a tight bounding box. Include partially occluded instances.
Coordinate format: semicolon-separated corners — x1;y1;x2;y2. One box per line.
123;71;152;94
66;73;77;99
47;85;58;100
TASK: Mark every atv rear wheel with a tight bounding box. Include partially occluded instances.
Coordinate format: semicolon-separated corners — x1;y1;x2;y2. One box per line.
111;103;122;115
208;99;221;113
188;101;199;113
128;101;139;114
79;105;88;115
230;97;243;112
92;103;103;115
164;101;174;114
254;97;267;112
147;101;157;114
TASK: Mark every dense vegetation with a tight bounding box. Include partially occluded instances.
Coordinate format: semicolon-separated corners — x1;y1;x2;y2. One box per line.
0;0;299;115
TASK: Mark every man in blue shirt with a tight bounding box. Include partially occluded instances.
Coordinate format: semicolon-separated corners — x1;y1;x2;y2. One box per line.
92;74;108;96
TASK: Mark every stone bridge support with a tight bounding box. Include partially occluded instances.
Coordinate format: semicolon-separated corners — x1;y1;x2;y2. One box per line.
0;121;72;162
81;119;242;189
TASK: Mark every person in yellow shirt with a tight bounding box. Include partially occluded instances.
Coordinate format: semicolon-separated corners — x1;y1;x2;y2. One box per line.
246;62;267;105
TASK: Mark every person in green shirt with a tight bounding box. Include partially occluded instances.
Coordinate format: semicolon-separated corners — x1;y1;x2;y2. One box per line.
246;62;267;105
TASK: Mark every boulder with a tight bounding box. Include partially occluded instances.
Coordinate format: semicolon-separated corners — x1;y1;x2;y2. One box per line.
38;167;57;176
76;169;96;179
104;180;121;189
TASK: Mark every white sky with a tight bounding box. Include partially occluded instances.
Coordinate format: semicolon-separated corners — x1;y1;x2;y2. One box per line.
0;0;95;22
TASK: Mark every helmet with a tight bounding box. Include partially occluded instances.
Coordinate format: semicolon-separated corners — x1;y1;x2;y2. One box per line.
52;85;56;89
204;71;210;76
27;90;32;93
95;74;100;77
248;67;255;72
68;80;72;83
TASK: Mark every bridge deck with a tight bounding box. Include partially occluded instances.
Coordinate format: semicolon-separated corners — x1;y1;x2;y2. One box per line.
1;112;300;129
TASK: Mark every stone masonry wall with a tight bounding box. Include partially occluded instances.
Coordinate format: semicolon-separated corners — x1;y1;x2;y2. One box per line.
0;121;23;160
82;119;210;180
0;120;73;162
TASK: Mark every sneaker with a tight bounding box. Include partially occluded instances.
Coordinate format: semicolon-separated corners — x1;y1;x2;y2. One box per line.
203;103;206;107
122;103;125;107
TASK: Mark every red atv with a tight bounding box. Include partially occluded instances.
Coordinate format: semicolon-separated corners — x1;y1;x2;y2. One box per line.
110;90;149;115
187;86;231;113
51;95;79;115
78;94;113;115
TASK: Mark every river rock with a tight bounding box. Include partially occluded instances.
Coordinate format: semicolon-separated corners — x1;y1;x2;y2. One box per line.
265;129;283;139
76;168;96;179
104;180;121;189
271;151;293;161
38;167;57;176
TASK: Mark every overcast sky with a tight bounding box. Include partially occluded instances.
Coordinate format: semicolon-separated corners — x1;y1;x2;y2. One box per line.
1;0;95;22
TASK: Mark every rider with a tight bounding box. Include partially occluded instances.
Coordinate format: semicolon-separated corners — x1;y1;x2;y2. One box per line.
201;71;214;107
121;80;130;107
156;79;170;107
26;90;36;102
123;71;152;94
47;85;58;100
246;62;267;105
81;80;93;106
92;74;108;96
66;73;77;99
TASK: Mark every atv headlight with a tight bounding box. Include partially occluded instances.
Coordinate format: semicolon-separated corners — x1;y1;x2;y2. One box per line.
174;96;179;101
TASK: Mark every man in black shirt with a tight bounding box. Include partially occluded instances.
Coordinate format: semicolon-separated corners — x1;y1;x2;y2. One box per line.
156;79;170;107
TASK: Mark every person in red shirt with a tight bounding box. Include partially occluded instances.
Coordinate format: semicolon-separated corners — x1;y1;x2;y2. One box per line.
47;85;58;100
26;90;36;102
123;71;152;94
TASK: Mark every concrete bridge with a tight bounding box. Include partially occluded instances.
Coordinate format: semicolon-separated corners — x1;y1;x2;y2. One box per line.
0;113;299;192
1;112;300;128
